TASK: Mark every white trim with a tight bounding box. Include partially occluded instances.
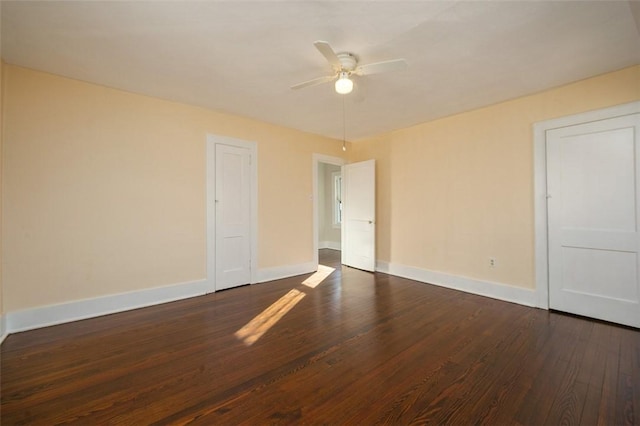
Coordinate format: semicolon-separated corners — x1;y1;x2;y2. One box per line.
377;261;537;307
1;258;321;336
5;279;208;334
0;314;7;345
257;262;316;283
533;101;640;310
206;134;258;293
533;121;550;309
319;241;341;251
312;154;345;269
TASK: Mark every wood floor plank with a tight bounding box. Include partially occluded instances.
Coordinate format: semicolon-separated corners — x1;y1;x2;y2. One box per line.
2;249;639;425
400;304;528;424
629;326;640;426
445;311;545;425
543;319;593;425
577;321;611;424
514;313;585;425
598;325;623;426
618;327;638;425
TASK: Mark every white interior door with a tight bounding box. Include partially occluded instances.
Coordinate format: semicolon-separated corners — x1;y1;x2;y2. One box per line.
547;113;640;328
215;143;251;290
342;159;375;272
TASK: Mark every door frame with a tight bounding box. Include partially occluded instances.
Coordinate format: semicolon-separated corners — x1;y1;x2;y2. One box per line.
312;154;346;269
207;134;258;293
533;101;640;309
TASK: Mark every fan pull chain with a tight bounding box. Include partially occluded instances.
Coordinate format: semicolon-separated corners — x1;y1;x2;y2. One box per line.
342;95;347;151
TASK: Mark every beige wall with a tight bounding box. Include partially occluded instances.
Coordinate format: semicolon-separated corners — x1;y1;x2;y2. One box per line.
2;65;345;312
351;65;640;290
3;63;639;314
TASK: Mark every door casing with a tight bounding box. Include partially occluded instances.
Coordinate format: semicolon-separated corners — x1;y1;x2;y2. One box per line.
546;114;640;327
533;101;640;310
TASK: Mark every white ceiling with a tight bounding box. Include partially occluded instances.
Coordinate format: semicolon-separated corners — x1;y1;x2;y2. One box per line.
2;1;639;141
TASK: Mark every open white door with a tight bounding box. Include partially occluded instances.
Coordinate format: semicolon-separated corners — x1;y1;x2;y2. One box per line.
342;159;375;272
215;143;251;290
547;113;640;328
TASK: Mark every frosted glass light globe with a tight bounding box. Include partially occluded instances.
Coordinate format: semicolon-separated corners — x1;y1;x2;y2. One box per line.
335;73;353;94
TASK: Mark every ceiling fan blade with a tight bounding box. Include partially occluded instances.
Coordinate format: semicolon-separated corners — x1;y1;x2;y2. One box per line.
290;75;335;90
354;59;408;76
314;40;341;70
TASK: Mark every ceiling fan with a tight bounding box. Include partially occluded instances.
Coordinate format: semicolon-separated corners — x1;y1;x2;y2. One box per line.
291;41;408;95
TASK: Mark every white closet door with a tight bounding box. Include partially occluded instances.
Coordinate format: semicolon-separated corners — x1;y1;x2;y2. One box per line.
215;143;251;290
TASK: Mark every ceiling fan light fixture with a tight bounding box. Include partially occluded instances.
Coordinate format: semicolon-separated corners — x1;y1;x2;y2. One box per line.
335;72;353;94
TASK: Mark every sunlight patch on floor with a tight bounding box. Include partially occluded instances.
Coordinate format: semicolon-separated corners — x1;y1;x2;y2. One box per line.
235;289;306;346
302;264;336;288
234;264;336;346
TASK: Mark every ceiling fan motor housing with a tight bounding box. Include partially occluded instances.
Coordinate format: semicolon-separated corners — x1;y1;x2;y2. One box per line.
337;52;358;72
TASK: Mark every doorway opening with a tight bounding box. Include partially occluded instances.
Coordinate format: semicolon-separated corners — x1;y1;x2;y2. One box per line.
312;154;345;269
318;162;342;251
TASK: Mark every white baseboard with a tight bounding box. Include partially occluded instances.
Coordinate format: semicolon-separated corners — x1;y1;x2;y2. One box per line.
0;259;538;340
1;261;321;338
0;313;7;345
376;261;537;308
319;241;341;251
257;261;316;283
6;279;209;334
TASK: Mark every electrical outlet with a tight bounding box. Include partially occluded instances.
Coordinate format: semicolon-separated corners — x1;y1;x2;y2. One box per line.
489;257;496;268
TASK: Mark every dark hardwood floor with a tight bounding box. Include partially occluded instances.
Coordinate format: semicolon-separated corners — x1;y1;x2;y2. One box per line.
2;249;639;425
